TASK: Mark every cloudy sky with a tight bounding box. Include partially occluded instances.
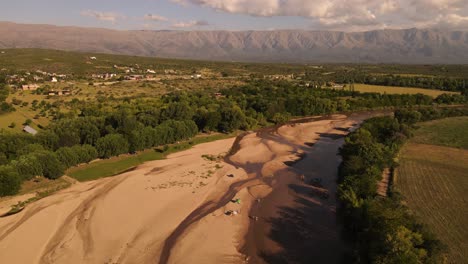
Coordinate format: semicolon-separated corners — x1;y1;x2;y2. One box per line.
1;0;468;31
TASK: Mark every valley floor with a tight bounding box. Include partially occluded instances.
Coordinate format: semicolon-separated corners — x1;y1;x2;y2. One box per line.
0;113;377;264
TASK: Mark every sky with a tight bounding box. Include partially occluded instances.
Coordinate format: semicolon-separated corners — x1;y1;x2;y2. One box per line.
1;0;468;32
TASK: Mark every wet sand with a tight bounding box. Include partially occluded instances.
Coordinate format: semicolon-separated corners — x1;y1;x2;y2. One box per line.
238;112;377;263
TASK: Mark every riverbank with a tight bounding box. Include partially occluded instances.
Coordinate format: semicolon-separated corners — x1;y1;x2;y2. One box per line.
0;112;382;264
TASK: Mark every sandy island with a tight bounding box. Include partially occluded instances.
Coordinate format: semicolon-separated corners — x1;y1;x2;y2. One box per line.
0;112;380;264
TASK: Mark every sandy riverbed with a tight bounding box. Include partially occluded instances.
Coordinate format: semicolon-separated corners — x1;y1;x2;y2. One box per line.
0;112;377;264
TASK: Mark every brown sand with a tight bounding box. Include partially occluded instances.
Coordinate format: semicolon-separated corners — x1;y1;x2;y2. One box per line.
0;139;244;264
0;112;380;264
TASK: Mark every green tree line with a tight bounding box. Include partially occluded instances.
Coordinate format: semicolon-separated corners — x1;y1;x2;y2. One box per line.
338;107;468;263
0;80;466;197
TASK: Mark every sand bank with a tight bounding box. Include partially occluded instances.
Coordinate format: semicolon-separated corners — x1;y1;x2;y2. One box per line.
0;112;380;263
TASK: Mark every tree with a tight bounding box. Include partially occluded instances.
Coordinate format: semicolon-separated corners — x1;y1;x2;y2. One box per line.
11;154;43;180
35;130;60;150
56;147;80;167
24;119;32;126
9;122;16;128
72;144;98;164
218;105;246;132
32;151;65;179
17;143;46;156
162;102;193;121
394;110;422;125
0;165;21;197
96;134;129;158
271;112;292;125
377;226;427;264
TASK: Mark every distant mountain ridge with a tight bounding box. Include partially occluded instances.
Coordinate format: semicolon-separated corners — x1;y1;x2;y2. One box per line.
1;22;468;64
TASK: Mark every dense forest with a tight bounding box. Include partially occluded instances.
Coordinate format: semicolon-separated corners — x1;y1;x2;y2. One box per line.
0;79;467;197
338;108;468;263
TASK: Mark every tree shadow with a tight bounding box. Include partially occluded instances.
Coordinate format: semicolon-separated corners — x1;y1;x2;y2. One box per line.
316;132;344;140
259;185;349;264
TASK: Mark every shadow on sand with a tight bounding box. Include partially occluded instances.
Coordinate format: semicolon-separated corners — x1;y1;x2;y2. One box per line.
259;184;350;264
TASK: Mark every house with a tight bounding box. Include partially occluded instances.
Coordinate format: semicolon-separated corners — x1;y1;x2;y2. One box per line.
145;75;158;81
36;70;47;75
90;56;97;60
146;69;156;74
23;125;38;135
21;84;40;91
51;77;58;83
125;75;144;81
191;74;202;79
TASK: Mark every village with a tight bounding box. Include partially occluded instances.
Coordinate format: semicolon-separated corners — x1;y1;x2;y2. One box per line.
2;56;215;97
3;55;334;101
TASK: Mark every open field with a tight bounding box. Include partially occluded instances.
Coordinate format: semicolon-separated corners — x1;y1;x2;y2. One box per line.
0;109;47;132
340;84;459;97
67;133;234;182
396;118;468;263
412;117;468;149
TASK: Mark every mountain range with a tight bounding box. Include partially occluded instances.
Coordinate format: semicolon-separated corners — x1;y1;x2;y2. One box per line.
1;22;468;64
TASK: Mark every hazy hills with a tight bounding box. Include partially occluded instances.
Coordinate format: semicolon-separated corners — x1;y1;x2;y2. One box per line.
1;22;468;64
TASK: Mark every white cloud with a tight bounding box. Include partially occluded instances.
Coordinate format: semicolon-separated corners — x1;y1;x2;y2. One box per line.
171;0;468;31
172;20;210;28
80;10;125;23
144;14;169;22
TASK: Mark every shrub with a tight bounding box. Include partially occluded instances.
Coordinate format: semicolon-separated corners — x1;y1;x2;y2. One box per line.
0;165;21;197
32;151;65;179
96;134;129;158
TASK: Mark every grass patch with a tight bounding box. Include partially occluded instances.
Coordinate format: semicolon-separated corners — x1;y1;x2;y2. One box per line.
67;132;235;182
412;116;468;149
329;84;459;98
0;108;48;132
1;177;72;217
19;176;71;195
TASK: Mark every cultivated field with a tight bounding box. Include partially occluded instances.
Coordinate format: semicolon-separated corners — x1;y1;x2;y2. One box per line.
396;117;468;263
351;84;458;97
